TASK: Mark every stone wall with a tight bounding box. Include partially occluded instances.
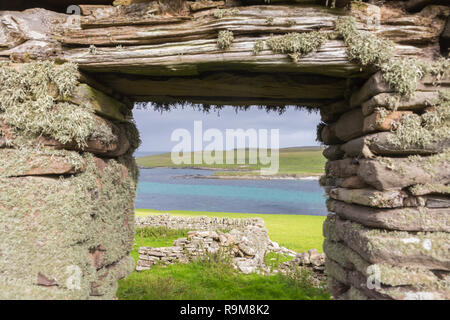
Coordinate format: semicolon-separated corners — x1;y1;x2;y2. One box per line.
0;62;139;299
135;214;265;232
319;72;450;300
137;225;270;274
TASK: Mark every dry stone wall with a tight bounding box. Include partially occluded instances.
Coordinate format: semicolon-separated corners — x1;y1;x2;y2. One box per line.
137;225;270;274
135;214;265;232
0;62;140;300
319;72;450;300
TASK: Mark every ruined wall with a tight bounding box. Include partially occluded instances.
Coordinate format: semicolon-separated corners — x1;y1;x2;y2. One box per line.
318;33;450;299
137;225;270;274
135;214;264;231
0;62;140;299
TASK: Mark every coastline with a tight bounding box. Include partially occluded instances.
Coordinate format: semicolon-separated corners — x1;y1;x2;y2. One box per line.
138;166;321;180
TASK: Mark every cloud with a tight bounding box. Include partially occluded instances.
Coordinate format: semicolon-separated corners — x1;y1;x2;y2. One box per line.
133;106;321;152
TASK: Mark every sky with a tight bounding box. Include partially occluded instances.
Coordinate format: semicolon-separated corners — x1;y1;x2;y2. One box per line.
133;105;321;152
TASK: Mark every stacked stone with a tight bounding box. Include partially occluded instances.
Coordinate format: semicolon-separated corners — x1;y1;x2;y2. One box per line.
0;62;140;300
319;72;450;300
137;225;270;274
135;214;265;231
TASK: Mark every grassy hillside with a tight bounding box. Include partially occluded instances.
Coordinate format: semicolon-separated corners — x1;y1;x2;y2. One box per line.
136;147;326;177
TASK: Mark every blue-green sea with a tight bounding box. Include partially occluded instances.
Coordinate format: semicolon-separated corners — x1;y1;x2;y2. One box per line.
135;168;328;216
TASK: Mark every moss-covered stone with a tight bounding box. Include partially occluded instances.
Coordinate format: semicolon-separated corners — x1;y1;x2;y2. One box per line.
0;61;116;149
0;154;138;299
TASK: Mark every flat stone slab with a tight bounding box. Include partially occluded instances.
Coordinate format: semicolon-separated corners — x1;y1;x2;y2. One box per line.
328;199;450;232
0;148;85;177
323;215;450;271
358;154;450;191
324;239;447;288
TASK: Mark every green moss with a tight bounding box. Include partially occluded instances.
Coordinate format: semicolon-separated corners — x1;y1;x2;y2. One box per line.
266;31;328;63
217;30;234;50
0;61;116;149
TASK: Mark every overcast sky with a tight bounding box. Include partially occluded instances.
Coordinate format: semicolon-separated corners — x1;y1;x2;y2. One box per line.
133;105;321;152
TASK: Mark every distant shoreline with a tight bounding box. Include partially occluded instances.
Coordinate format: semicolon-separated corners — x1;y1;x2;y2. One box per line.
136;147;325;180
138;166;321;180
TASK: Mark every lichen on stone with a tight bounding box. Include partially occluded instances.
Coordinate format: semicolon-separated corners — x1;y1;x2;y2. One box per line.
217;30;234;50
0;152;138;299
0;147;85;178
213;8;240;19
335;16;395;68
334;16;449;97
253;40;265;55
388;90;450;148
409;183;450;196
265;17;274;25
0;61;116;149
266;31;328;63
380;58;424;97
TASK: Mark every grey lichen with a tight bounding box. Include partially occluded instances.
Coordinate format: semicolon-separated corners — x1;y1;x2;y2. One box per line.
335;16;395;68
253;40;265;55
380;58;424;97
266;31;328;63
388;90;450;149
334;16;449;97
265;17;274;25
0;153;138;299
213;8;240;19
88;45;97;55
0;61;115;149
217;30;234;50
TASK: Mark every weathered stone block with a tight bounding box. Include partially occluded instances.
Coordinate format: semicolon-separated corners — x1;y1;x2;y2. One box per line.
361;92;440;116
363;110;412;133
327;199;450;232
325;158;359;178
358;155;450;191
341;132;449;158
331;217;450;270
0;148;85;177
329;187;421;208
0;155;137;299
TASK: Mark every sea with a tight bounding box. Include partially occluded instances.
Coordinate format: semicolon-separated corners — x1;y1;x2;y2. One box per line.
134;152;328;216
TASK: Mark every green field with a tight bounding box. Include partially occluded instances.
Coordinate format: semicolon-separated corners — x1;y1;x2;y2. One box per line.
117;210;329;300
135;209;326;253
136;147;326;177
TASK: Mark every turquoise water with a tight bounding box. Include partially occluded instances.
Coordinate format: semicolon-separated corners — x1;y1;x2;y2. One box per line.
135;168;328;216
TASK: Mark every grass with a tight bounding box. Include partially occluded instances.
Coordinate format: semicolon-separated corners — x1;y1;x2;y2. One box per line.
117;259;329;300
136;147;326;177
117;210;328;300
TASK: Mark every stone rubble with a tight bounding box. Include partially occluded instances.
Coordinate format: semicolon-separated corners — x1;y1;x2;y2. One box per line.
137;224;270;274
136;219;327;278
